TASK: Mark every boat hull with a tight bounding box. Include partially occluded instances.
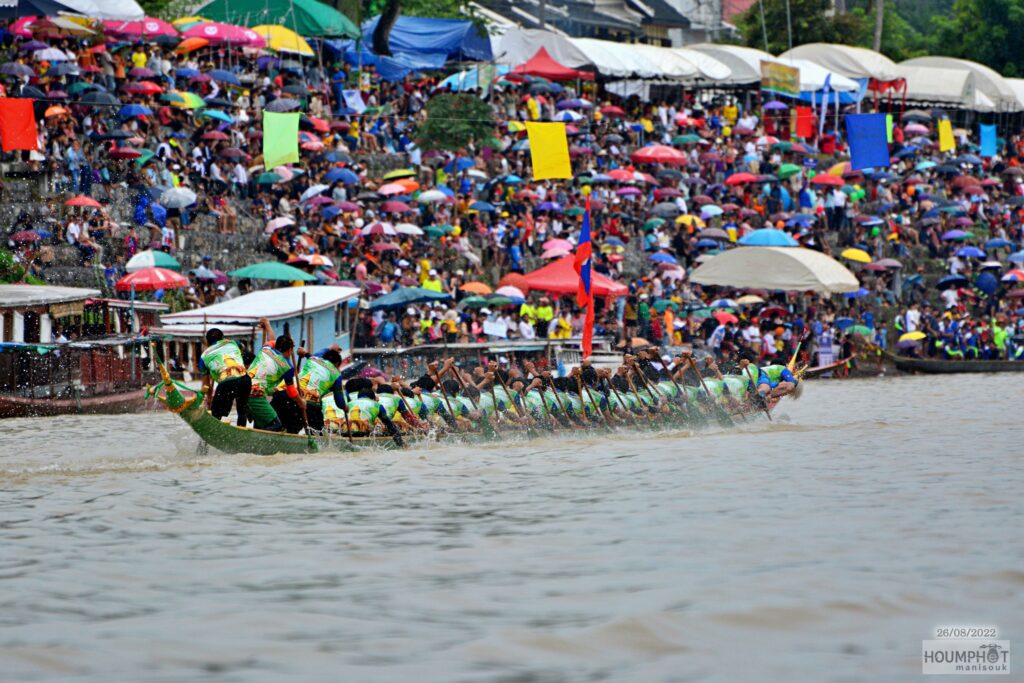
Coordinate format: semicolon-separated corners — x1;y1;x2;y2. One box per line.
883;350;1024;374
0;389;147;418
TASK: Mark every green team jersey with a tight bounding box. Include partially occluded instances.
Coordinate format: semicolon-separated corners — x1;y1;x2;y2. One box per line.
297;356;341;401
247;344;292;395
722;375;748;399
403;394;424;418
760;365;788;383
346;397;381;427
704;378;725;398
419;392;444;415
454;396;474;418
201;339;246;383
656;381;679;399
377;393;402;419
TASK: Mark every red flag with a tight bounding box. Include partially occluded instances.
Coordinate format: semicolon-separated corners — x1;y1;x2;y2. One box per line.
795;106;813;138
573;196;594;357
0;99;38;152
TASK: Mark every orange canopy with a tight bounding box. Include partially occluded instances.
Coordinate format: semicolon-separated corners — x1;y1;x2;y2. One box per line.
522;255;628;298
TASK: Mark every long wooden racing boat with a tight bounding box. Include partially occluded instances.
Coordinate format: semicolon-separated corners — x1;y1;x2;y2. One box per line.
148;361;780;456
882;350;1024;374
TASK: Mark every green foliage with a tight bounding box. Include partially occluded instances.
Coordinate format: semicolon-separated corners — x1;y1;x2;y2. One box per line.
140;0;200;21
416;93;495;153
737;0;868;55
0;248;43;285
930;0;1024;77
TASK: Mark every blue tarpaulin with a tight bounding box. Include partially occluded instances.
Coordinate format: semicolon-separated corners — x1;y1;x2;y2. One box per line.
361;15;491;62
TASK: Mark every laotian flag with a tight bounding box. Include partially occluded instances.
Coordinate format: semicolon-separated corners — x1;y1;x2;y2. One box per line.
573;196;594;357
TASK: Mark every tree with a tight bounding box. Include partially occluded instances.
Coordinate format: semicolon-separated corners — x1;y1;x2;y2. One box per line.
416;93;495;153
930;0;1024;77
737;0;868;55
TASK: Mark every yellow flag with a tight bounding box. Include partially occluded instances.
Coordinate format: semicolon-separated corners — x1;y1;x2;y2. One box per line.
525;122;572;180
938;119;955;152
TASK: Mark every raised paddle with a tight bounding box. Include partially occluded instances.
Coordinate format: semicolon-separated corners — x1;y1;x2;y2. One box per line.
624;372;656;425
428;361;458;429
605;373;641;426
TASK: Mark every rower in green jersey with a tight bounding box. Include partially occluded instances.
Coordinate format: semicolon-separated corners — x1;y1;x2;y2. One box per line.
295;347;347;434
246;318;302;432
200;328;251;426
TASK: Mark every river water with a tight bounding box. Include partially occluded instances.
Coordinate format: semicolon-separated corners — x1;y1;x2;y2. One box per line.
1;374;1021;682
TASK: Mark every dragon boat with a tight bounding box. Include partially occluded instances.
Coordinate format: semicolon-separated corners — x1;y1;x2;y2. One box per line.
148;359;793;456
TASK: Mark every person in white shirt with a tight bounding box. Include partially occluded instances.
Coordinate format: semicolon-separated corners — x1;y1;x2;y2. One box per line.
65;220;82;245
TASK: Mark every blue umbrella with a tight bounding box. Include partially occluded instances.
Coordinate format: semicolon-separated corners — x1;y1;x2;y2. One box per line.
209;69;241;86
738;229;798;247
1008;251;1024;263
937;274;969;289
986;238;1013;249
368;287;452;310
175;67;199;78
320;206;341;220
956;246;986;258
834;317;856;330
470;201;495;212
511;139;530;152
199;109;234;123
118;104;152;119
701;205;724;217
604;237;626;247
915;160;937;171
695;239;720;249
325;167;359;185
504;174;523;184
975;271;998;295
843;288;870;298
648;253;678;264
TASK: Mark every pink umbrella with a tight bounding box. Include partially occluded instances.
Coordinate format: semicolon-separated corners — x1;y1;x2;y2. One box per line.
183;22;266;48
361;222;397;236
104;18;178;38
265;217;294;234
543;238;573;251
337;201;360;212
495;285;525;298
616;186;642;196
305;196;333;206
371;242;401;252
378;182;407;195
11;17;35;38
272;166;296;182
542;247;570;259
381;200;412;213
904;123;929;135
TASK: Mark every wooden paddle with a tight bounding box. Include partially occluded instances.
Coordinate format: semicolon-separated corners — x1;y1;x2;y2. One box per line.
742;362;772;422
687;355;733;427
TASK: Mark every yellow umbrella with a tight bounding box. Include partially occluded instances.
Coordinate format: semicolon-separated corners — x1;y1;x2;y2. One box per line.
840;247;871;263
828;161;851;176
899;331;927;342
251;24;314;57
507;121;526;133
172;16;208;27
676;214;705;228
736;294;765;305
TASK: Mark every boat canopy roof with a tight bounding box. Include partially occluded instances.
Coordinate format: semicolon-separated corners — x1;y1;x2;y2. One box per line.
161;286;360;326
0;285;101;309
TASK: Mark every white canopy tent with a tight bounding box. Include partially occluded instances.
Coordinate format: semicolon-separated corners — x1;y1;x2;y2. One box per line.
690;247;860;294
686;43;857;92
780;43;901;82
491;27;591;70
62;0;144;20
900;56;1022;112
893;65;975;107
1006;79;1024;110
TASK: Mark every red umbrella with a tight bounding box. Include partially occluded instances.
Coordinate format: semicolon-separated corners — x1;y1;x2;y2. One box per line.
607;168;635;182
713;310;738;324
811;174;844;187
9;230;40;242
65;196;102;208
725;172;758;185
115;267;188;292
370;242;400;252
630;145;686;166
109;147;142;160
759;305;788;318
600;105;626;118
123;80;163;95
654;187;682;200
202;131;229;140
381;200;411;213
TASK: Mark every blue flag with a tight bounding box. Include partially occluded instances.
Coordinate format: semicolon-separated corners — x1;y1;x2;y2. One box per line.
980;124;997;158
845;113;890;171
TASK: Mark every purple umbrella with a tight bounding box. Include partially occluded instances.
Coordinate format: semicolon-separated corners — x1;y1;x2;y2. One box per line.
616;187;642;196
537;201;562;211
764;100;789;110
941;229;968;240
896;339;921;350
20;41;48;51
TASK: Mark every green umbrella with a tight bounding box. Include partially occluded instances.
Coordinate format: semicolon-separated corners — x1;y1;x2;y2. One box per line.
67;81;94;95
778;163;801;179
423;225;447;238
643;218;666;230
672;134;702;144
771;141;793;152
228;261;316;281
460;295;490;308
652;299;679;313
257;172;283;185
134;149;156;167
848;324;873;337
566;207;585;217
486;295;517;306
690;307;714;319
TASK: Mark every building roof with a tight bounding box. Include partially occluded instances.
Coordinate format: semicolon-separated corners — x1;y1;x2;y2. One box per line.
0;285;101;309
160;285;360;325
626;0;691;28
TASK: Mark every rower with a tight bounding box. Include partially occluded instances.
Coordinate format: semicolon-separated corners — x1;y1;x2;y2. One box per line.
744;358;799;403
295;347;347;434
246;318;302;432
339;382;404;445
200;328;251;426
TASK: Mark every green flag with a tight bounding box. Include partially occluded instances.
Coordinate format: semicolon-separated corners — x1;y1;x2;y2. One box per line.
263;111;300;169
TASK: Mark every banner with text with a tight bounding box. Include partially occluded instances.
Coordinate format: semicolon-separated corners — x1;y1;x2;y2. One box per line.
760;61;800;98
